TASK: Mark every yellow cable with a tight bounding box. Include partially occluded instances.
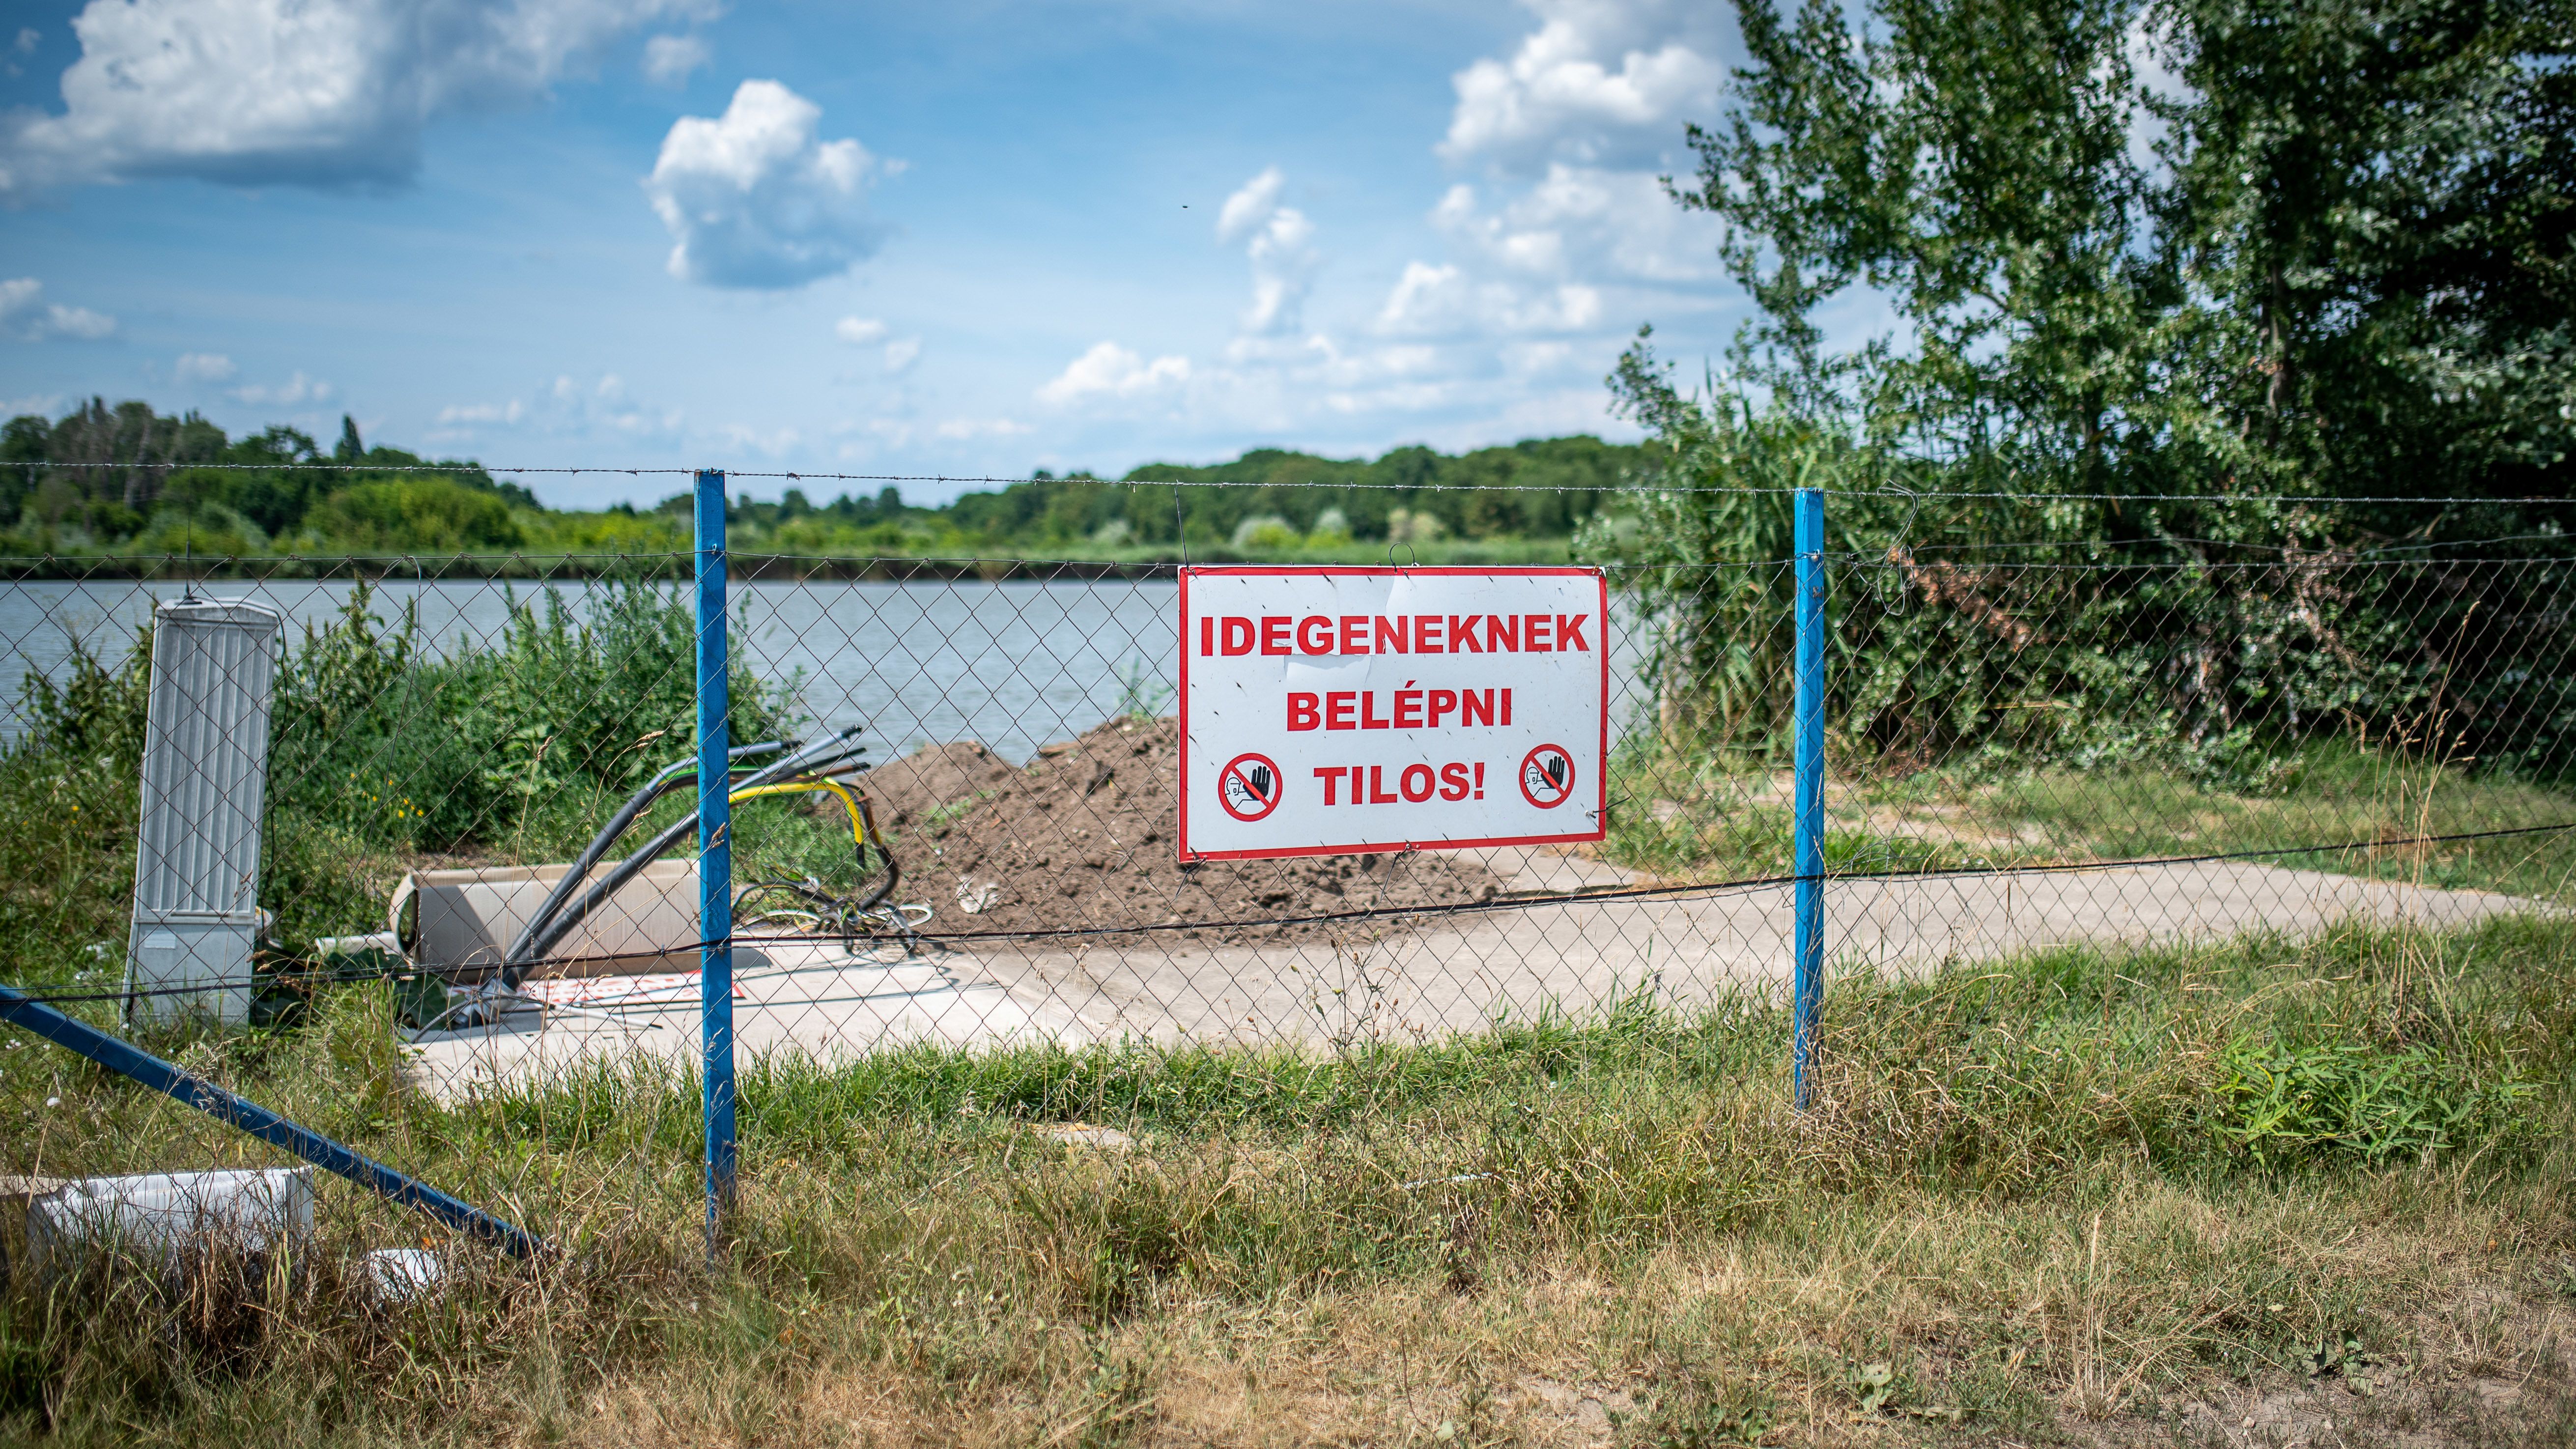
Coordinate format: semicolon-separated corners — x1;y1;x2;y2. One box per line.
726;777;893;862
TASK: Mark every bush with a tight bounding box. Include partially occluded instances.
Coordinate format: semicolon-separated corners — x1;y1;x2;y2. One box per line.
268;580;798;856
1581;363;2576;783
305;477;521;552
19;626;151;767
9;580;799;944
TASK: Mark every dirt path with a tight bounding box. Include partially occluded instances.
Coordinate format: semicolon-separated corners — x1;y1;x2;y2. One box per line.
952;851;2536;1045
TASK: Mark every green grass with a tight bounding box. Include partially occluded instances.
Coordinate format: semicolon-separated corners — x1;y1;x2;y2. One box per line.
2;909;2573;1445
1604;733;2576;901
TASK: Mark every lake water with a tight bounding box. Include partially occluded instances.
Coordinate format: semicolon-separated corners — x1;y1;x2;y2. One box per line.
0;577;1650;763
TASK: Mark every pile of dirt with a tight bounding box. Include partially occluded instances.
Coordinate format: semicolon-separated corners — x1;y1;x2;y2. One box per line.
857;740;1019;831
862;718;1504;944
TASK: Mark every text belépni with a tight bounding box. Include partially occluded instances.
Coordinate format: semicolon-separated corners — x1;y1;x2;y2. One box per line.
1286;687;1511;731
1198;613;1591;657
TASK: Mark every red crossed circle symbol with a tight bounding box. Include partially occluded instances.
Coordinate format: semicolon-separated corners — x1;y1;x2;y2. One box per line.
1217;752;1284;823
1518;743;1576;809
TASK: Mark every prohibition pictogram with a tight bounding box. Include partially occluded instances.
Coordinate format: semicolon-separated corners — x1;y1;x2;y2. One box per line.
1518;743;1576;809
1217;752;1284;823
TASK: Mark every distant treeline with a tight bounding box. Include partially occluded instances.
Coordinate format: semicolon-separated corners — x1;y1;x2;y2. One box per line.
1;399;1644;562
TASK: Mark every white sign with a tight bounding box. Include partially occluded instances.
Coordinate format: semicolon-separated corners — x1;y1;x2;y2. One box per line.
1177;566;1608;861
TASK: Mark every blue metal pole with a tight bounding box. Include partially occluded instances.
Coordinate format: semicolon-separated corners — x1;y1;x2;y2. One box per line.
694;468;735;1260
0;983;540;1258
1792;486;1827;1109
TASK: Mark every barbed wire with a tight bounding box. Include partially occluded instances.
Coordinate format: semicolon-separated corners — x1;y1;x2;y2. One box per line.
20;459;2576;507
7;543;2576;580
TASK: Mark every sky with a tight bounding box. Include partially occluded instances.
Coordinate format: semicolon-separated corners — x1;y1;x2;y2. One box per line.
0;0;1755;508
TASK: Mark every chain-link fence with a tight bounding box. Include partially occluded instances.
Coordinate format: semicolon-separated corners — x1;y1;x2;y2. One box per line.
1;482;2570;1261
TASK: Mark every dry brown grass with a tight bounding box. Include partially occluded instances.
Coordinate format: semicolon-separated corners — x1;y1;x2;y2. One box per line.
6;913;2575;1447
435;1170;2576;1449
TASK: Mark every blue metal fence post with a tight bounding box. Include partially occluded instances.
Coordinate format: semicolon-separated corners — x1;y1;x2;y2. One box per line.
1792;487;1827;1109
694;468;735;1259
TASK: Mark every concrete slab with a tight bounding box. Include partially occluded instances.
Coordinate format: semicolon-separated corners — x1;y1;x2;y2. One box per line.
404;937;1092;1101
401;853;2546;1095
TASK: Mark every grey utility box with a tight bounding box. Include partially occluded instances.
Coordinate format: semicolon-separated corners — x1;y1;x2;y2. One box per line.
124;597;283;1026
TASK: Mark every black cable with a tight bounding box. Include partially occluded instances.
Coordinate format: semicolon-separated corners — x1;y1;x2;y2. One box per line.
506;727;869;985
499;740;791;970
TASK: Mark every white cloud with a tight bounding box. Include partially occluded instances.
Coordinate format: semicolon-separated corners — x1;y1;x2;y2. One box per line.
933;417;1031;441
1435;167;1722;285
436;398;525;425
721;423;802;454
1216;166;1285;245
1439;0;1724;174
834;318;919;373
0;277;115;340
847;418;912;453
173;351;235;382
1215;166;1320;336
233;370;331;405
1375;259;1601;337
0;0;715;198
1036;341;1191;407
1308;0;1729;390
1377;262;1465;334
1;393;64;420
645;79;893;289
1501;340;1577;375
427;370;679;442
1243;207;1318;336
641;32;708;85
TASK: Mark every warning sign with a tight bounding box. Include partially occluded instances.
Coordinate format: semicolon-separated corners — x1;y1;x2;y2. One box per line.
1177;566;1608;861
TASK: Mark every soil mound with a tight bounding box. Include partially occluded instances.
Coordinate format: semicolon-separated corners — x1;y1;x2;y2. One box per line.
859;740;1018;831
871;718;1503;943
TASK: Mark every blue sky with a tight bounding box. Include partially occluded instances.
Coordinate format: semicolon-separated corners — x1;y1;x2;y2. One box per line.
0;0;1751;507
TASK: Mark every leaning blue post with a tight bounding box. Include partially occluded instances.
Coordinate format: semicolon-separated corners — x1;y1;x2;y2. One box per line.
0;983;540;1258
695;468;735;1258
1791;486;1827;1109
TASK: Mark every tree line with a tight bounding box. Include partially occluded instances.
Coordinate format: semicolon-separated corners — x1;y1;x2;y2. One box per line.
0;400;1647;560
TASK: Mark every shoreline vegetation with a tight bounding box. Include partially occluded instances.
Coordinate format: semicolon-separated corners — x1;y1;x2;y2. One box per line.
0;402;1642;575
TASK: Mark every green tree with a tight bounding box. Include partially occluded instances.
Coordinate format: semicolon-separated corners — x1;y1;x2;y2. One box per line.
2153;0;2576;506
1596;0;2576;775
1667;0;2575;509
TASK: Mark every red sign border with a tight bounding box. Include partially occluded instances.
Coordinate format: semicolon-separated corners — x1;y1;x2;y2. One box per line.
1176;564;1611;862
